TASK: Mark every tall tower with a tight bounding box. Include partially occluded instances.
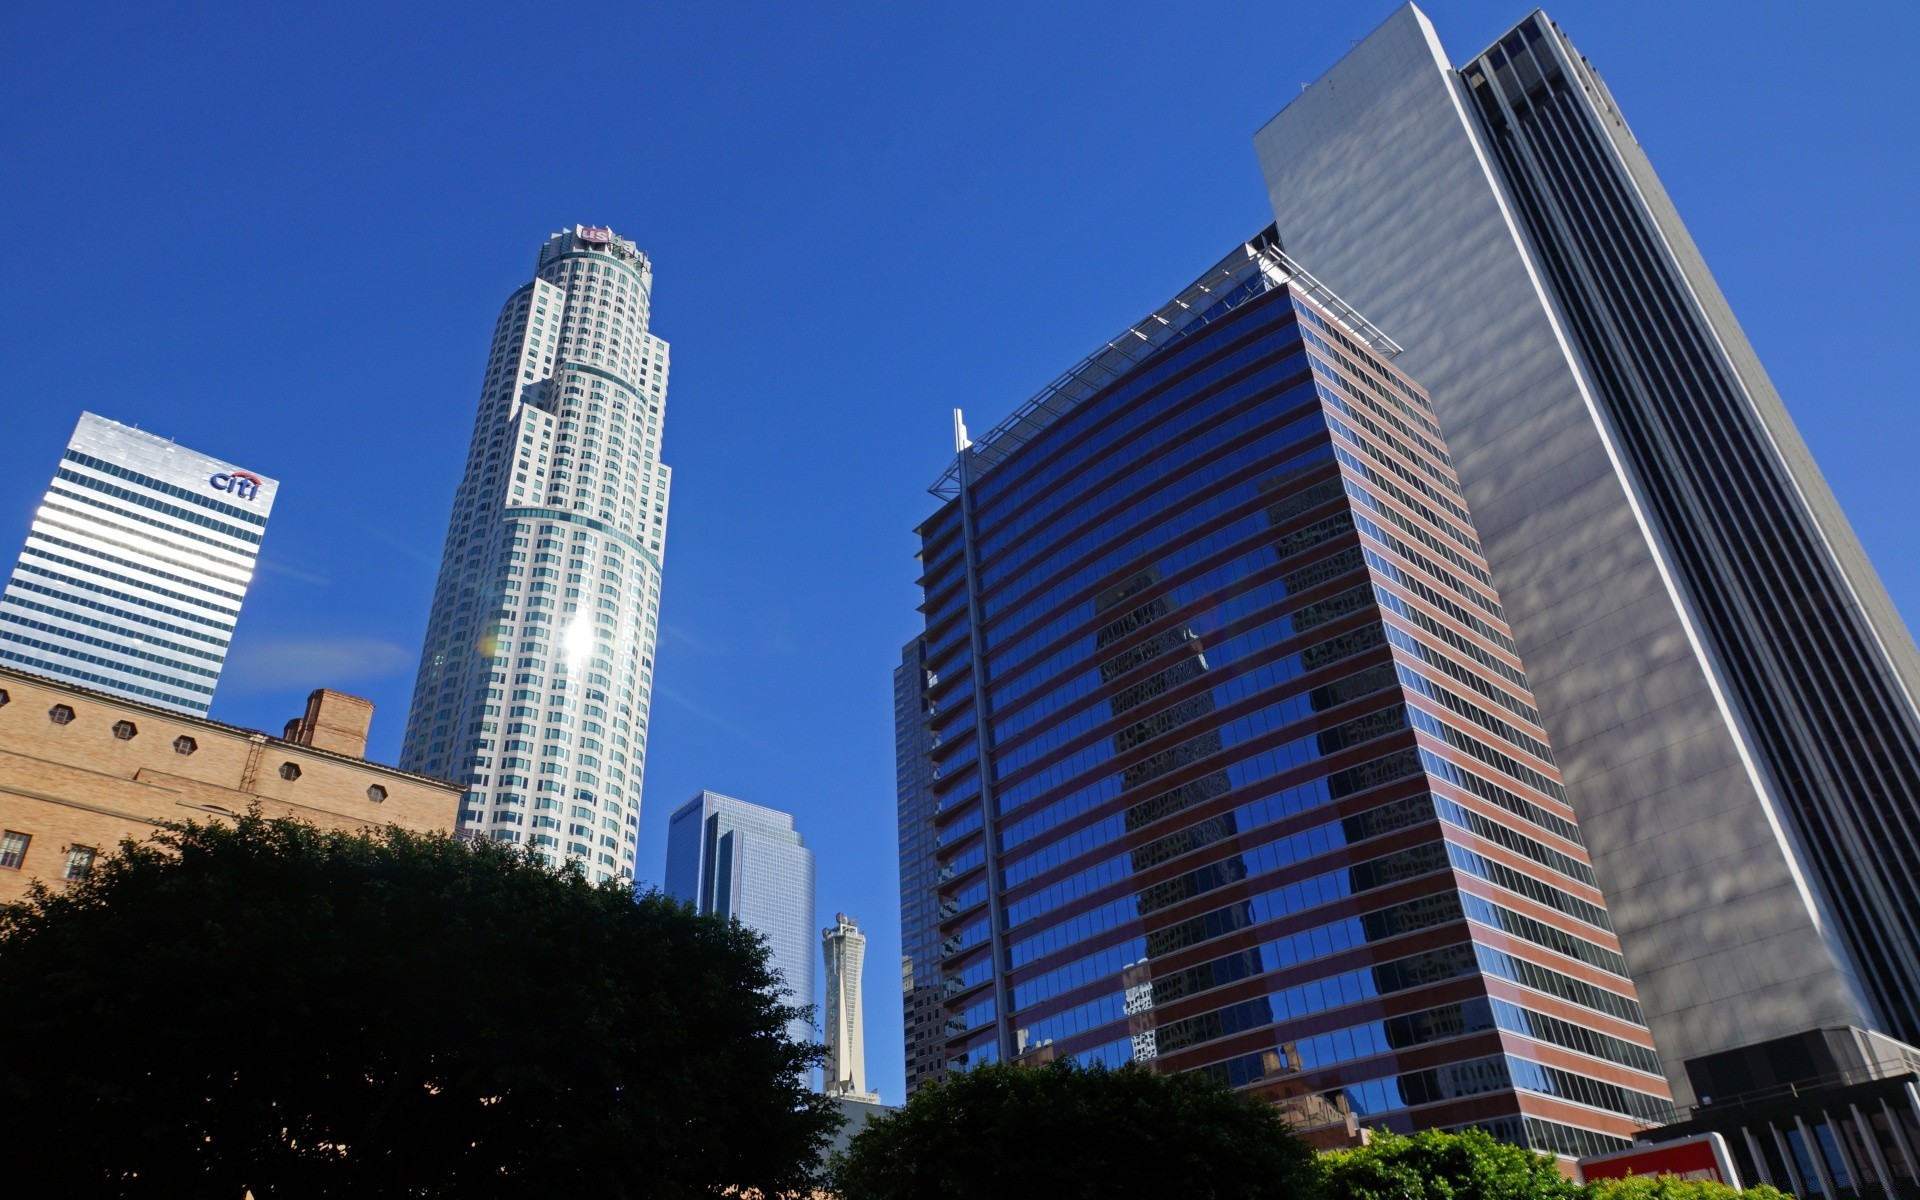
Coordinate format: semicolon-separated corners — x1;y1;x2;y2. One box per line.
822;913;878;1102
906;231;1673;1157
1253;6;1920;1104
894;636;947;1095
664;791;818;1048
401;226;670;884
1;412;276;714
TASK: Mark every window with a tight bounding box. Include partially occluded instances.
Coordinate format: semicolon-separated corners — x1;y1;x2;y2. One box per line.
174;735;197;755
366;785;388;803
278;762;302;782
48;704;74;725
0;688;9;707
63;845;96;881
0;831;29;870
112;720;137;741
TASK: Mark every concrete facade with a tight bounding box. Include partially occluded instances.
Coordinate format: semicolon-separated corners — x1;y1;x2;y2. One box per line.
1252;5;1919;1104
0;664;460;904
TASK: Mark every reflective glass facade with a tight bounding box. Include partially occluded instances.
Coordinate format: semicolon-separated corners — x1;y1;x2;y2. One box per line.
665;790;818;1048
895;637;947;1094
1253;6;1920;1103
901;233;1673;1154
1;412;276;714
400;226;668;884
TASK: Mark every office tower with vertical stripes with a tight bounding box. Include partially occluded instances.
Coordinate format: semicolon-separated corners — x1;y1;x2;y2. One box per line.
1;411;275;714
665;791;818;1050
901;230;1674;1156
401;225;670;884
1254;6;1920;1114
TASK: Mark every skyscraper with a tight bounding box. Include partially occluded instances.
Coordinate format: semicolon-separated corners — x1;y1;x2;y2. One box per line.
1;412;276;715
1254;6;1920;1106
400;225;670;883
665;791;818;1047
823;913;879;1102
902;230;1673;1156
895;636;948;1095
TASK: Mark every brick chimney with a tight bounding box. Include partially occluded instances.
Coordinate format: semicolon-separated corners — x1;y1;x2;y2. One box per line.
282;689;375;759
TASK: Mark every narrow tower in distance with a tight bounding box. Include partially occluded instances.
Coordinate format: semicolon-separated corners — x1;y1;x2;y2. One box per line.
823;913;879;1102
401;226;670;884
664;791;818;1050
1;411;276;715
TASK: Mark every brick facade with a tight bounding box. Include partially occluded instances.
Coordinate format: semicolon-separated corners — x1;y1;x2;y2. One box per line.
0;665;461;903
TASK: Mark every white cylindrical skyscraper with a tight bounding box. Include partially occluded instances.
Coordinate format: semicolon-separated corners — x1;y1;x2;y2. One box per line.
822;913;877;1102
401;225;670;884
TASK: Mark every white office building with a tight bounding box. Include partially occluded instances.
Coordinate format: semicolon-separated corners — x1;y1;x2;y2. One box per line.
0;412;276;714
823;913;878;1103
401;225;671;883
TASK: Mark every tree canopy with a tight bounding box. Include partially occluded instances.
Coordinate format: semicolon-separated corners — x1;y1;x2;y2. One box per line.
1321;1129;1582;1200
0;813;837;1198
1583;1175;1791;1200
831;1059;1319;1200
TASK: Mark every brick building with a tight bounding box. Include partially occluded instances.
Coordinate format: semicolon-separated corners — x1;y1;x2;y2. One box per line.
0;664;461;903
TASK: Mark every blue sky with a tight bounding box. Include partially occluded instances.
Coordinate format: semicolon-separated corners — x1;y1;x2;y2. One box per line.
2;1;1915;1104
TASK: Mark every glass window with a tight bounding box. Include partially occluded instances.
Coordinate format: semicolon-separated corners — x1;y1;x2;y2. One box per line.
0;831;29;870
63;845;96;881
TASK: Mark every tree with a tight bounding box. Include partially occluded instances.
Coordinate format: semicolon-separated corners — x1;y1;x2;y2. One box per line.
1584;1176;1791;1200
0;814;838;1198
1320;1129;1581;1200
830;1059;1318;1200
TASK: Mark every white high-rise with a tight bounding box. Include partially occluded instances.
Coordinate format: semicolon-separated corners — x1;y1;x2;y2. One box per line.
401;225;670;883
822;913;877;1103
1;412;276;714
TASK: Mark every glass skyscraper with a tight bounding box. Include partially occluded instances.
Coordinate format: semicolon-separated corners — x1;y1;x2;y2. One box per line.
1254;5;1920;1107
895;636;948;1095
1;411;276;714
665;791;818;1048
899;230;1673;1156
400;225;669;884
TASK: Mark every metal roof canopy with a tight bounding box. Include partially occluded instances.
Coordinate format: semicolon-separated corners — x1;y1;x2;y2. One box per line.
929;225;1401;499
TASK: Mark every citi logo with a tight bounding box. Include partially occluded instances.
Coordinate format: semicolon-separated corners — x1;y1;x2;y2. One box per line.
210;471;263;501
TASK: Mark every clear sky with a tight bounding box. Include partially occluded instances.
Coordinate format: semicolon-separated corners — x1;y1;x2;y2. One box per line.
3;1;1915;1105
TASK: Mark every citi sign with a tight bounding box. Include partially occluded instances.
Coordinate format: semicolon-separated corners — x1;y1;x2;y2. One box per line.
210;471;263;501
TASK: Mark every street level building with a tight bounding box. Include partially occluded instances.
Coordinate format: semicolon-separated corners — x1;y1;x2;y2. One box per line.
0;664;460;904
824;912;880;1102
400;225;670;884
902;230;1673;1157
1644;1029;1920;1198
665;791;818;1049
1;412;276;715
1253;5;1920;1111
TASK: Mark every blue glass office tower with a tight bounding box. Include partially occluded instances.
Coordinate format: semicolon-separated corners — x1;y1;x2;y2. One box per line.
896;637;946;1094
901;229;1673;1155
665;791;817;1046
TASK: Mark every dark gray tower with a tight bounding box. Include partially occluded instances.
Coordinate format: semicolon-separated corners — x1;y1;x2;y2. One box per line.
1255;5;1920;1107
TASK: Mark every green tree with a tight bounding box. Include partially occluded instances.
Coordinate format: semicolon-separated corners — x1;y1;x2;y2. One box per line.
0;814;837;1198
1584;1176;1792;1200
830;1059;1318;1200
1320;1129;1581;1200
